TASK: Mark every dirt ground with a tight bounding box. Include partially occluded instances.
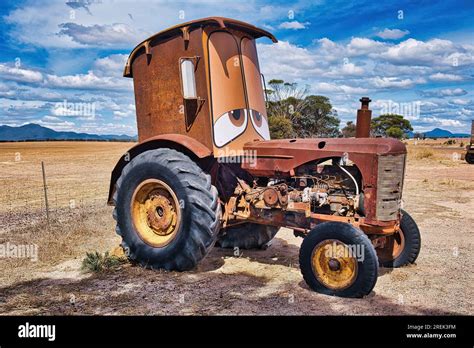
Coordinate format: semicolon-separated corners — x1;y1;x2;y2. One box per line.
0;140;473;315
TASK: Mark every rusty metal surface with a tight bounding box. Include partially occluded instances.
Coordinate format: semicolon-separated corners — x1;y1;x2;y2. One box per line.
107;134;212;204
471;120;474;144
131;28;214;148
128;20;274;156
242;137;406;176
241;137;406;224
376;154;406;221
124;17;277;77
356;97;372;138
226;201;399;235
137;134;213;158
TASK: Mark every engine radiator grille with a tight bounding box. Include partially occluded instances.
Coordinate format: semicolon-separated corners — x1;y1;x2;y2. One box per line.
376;154;406;221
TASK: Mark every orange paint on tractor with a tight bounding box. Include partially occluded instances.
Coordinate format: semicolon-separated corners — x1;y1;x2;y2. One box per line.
108;17;421;298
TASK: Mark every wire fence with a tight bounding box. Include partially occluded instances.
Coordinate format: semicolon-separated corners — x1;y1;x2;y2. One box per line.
0;161;110;222
1;182;108;213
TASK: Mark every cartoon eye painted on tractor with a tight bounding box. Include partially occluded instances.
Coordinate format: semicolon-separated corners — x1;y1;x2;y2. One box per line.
249;109;270;140
213;108;248;147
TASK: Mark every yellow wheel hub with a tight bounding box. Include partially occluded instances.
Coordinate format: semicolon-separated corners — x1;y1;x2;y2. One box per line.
131;179;181;247
311;239;358;290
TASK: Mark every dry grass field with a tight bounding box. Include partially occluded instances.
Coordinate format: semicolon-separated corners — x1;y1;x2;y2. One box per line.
0;140;473;315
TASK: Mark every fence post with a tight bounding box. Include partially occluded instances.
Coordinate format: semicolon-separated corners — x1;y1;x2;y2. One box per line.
41;161;50;225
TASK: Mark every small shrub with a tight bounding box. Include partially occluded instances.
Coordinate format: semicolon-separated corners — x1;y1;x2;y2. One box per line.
415;148;434;159
81;251;126;273
443;139;456;145
439;178;456;187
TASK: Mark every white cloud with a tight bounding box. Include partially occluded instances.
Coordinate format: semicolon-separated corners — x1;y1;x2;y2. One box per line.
459;108;472;116
314;82;368;94
370;76;425;89
429;72;464;81
379;38;471;66
4;1;309;48
42;115;62;122
347;37;386;56
420;117;463;127
258;41;322;79
421;88;468;97
113;104;136;119
93;54;128;77
325;62;365;77
451;98;470;105
36;118;76;131
278;21;310;30
376;28;410;40
58;23;150;47
0;63;44;83
0;99;52;122
46;71;132;91
340;62;364;75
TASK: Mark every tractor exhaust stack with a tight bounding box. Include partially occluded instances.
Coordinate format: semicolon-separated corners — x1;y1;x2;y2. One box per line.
356;97;372;138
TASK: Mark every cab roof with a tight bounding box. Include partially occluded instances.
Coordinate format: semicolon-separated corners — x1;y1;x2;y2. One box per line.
123;17;278;77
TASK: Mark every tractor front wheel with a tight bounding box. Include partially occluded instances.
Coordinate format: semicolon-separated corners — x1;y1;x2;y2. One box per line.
299;222;378;298
113;148;221;271
377;209;421;268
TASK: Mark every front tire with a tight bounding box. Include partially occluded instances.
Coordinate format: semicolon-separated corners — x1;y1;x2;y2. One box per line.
377;209;421;268
299;222;378;298
113;148;221;271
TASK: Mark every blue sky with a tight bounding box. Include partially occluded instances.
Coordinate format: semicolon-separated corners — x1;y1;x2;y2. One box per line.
0;0;473;135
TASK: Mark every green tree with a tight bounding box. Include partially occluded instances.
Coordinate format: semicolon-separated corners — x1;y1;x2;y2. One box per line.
296;95;340;138
268;114;294;139
371;114;413;139
386;127;404;139
266;80;340;139
341;121;356;138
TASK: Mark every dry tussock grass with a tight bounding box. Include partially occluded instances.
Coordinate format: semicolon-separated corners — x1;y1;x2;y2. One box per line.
1;205;121;286
413;148;434;160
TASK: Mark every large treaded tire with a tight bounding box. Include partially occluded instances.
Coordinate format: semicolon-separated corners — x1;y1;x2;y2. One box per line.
216;223;279;249
466;152;474;164
299;222;378;298
112;148;221;271
379;209;421;268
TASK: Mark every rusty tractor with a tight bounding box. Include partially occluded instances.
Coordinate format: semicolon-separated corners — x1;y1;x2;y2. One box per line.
465;120;474;164
108;17;421;298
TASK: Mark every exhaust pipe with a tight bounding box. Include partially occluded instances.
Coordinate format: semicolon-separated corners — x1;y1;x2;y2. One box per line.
356;97;372;138
471;120;474;145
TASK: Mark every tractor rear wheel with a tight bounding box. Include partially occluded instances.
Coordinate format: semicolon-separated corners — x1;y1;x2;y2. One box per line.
466;152;474;164
377;209;421;268
299;222;378;298
113;148;221;271
216;223;279;249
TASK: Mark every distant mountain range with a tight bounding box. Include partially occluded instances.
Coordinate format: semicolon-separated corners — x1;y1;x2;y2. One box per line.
0;124;137;142
0;123;469;142
407;128;470;138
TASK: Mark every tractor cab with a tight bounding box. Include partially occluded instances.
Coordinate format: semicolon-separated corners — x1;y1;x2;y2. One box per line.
124;17;276;156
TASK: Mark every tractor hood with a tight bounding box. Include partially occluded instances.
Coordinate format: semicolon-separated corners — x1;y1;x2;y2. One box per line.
242;137;407;176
